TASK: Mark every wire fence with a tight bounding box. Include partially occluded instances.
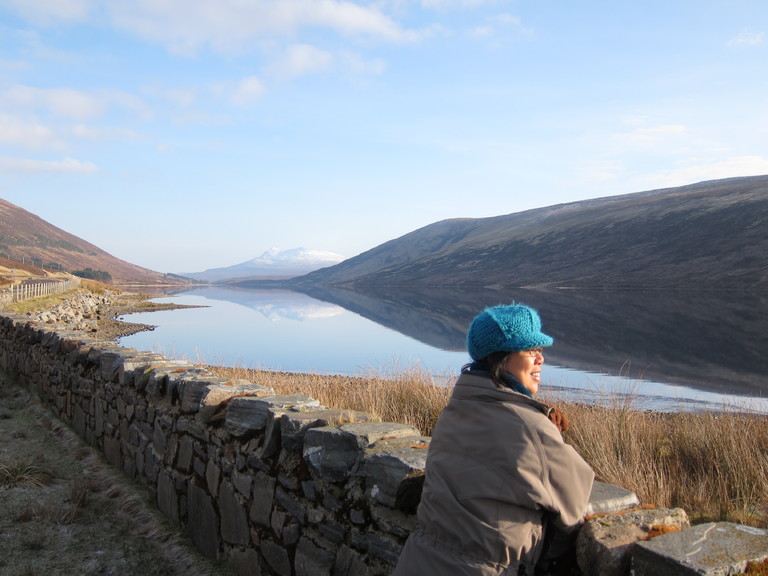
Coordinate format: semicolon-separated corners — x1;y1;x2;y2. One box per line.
0;278;81;306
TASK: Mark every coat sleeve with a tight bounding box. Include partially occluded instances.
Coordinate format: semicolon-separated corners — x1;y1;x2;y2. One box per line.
531;414;595;563
523;411;595;531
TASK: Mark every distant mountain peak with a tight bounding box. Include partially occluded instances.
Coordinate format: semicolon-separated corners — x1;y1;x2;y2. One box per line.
182;247;346;283
247;247;346;266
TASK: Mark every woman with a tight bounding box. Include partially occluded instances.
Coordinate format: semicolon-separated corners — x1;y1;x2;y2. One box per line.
393;303;594;576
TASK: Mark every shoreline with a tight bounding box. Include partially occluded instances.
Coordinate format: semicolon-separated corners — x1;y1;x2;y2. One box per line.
95;291;204;341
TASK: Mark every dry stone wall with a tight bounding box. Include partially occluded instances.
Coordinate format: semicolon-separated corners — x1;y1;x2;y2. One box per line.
0;312;432;576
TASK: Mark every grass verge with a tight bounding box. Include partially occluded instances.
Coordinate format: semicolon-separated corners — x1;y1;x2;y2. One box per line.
0;372;232;576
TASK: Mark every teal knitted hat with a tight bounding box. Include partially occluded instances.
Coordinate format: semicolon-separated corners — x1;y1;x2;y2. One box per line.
467;303;554;361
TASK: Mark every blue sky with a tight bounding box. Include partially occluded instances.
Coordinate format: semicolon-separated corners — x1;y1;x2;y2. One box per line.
1;0;767;273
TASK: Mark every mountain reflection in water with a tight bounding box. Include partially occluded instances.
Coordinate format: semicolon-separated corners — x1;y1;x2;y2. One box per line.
122;285;768;412
301;284;767;395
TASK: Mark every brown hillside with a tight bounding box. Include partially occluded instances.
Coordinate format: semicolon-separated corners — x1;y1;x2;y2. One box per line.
293;175;768;290
0;198;173;285
0;255;47;276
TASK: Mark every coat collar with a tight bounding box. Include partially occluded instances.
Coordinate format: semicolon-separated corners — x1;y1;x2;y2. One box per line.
453;370;553;417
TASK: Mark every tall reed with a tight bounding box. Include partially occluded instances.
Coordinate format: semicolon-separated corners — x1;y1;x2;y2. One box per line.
561;400;768;526
206;365;451;436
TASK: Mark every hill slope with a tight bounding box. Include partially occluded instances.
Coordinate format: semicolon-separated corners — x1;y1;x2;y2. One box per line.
0;198;171;285
293;176;768;290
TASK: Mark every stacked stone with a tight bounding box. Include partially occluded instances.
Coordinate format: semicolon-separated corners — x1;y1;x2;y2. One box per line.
0;313;432;575
27;290;114;331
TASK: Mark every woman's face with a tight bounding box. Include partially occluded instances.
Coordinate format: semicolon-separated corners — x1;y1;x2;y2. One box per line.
504;348;545;395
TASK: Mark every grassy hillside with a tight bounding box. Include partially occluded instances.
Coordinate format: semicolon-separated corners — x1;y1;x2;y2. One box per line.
293;176;768;290
0;199;175;285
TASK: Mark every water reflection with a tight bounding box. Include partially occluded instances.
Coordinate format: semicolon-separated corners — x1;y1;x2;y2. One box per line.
190;286;345;321
122;285;768;412
120;287;465;377
298;284;768;399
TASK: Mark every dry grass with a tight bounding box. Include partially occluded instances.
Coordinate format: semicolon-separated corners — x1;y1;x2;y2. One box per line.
206;364;452;436
0;456;54;488
207;364;768;528
6;290;79;315
564;400;768;527
4;280;116;316
0;372;232;576
79;278;119;294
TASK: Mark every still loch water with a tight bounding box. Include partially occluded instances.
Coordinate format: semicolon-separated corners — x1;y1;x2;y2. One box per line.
119;286;768;413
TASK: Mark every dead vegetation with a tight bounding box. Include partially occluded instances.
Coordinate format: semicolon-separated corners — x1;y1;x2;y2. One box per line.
0;373;232;576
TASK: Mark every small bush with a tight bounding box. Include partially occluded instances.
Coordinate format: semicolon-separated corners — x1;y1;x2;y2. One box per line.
80;278;118;294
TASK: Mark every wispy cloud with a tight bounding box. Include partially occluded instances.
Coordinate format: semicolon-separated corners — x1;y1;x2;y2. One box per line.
467;12;532;39
231;76;266;106
726;30;765;47
0;156;98;174
0;115;60;149
0;0;94;25
103;0;426;56
0;85;150;121
1;85;104;120
268;44;335;80
620;124;687;144
418;0;502;7
643;155;768;188
143;86;198;109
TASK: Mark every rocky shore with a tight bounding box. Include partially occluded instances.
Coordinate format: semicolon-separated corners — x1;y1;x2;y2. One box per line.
24;288;200;341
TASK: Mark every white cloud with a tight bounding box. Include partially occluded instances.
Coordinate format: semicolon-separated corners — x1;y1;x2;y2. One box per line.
231;76;266;106
338;51;387;75
0;84;150;121
142;86;198;109
0;0;94;24
69;123;142;141
467;25;493;39
0;115;60;149
1;85;104;120
418;0;500;7
466;12;532;40
268;44;335;80
105;0;424;56
264;43;387;82
0;58;29;71
642;156;768;188
726;30;765;47
620;124;687;144
577;159;623;183
0;114;141;152
0;156;98;174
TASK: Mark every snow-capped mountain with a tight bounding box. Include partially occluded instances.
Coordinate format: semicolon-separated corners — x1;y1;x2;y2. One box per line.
180;247;346;283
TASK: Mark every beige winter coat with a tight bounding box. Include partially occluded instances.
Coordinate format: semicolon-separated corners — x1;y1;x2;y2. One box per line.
392;371;594;576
